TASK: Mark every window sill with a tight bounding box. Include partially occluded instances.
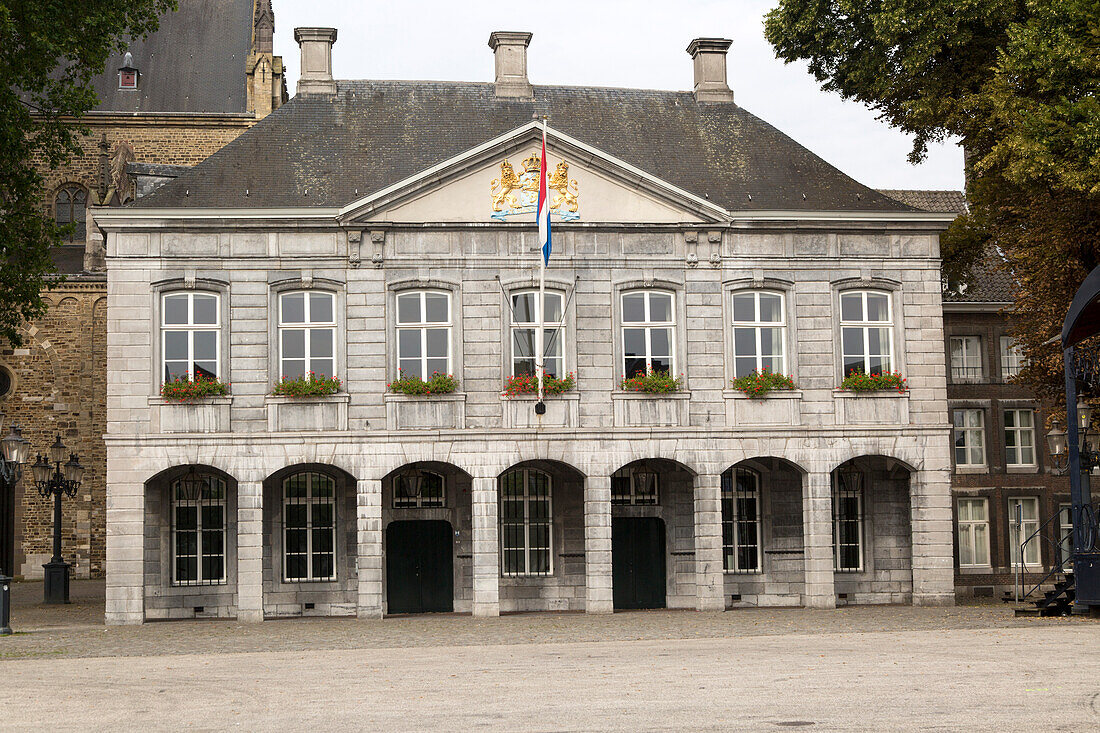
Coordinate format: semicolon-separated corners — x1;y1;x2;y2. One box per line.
611;391;690;427
148;395;233;406
265;393;349;432
149;396;232;434
384;392;466;430
958;566;993;575
1006;465;1039;474
954;466;989;475
723;570;764;576
264;393;350;405
723;389;802;427
832;390;910;426
500;393;580;429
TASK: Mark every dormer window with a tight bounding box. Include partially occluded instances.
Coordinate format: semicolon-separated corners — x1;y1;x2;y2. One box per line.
118;52;138;90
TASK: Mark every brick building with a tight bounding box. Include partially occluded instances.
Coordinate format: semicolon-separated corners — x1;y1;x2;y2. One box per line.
0;0;285;580
97;30;957;624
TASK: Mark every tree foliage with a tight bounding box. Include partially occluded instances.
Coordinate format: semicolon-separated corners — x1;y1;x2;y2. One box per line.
765;0;1100;405
0;0;175;345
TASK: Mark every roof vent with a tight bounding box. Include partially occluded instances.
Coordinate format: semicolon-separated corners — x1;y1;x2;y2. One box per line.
488;31;533;99
294;27;338;96
686;38;733;103
118;51;138;90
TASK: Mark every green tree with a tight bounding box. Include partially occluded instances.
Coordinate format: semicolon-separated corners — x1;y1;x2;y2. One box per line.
765;0;1100;404
0;0;175;345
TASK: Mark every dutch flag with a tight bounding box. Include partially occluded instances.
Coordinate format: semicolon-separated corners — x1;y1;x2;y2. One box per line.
537;127;551;266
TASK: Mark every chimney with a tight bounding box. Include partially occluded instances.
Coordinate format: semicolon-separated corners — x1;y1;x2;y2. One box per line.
294;27;338;96
686;38;733;103
488;31;533;99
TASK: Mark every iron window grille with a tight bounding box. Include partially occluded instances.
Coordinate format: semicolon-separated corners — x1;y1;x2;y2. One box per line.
957;498;991;567
721;467;762;573
278;291;336;380
511;290;565;378
282;471;337;582
953;409;986;467
949;336;983;382
621;290;675;378
1004;409;1037;467
833;470;864;572
840;290;893;376
731;290;786;378
499;467;552;576
161;292;220;383
396;290;451;380
54;185;87;242
610;466;659;505
393;469;445;508
170;473;227;586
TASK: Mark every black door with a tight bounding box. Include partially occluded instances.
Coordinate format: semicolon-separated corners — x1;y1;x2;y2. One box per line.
612;517;667;610
386;520;454;614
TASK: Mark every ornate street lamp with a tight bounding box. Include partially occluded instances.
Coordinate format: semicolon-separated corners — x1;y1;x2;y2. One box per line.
395;466;425;503
0;413;30;635
31;434;84;604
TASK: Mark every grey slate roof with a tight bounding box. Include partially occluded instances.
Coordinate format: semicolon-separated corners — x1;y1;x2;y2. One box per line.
877;189;967;215
134;81;922;212
90;0;254;115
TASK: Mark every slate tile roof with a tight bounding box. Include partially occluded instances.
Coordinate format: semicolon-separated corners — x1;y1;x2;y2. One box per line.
877;189;967;215
133;81;923;212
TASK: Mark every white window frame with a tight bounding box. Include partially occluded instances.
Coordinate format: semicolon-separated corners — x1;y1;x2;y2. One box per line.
950;335;983;383
395;289;452;381
278;290;337;380
833;475;864;572
953;409;987;469
957;498;991;568
722;467;762;573
1008;497;1040;568
1004;409;1037;467
170;476;227;586
510;289;565;378
499;467;553;577
731;290;786;379
1058;503;1073;570
620;289;676;377
161;291;220;384
282;472;337;582
840;290;894;377
1000;336;1026;380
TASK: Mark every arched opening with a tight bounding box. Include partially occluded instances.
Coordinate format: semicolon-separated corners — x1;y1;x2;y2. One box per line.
832;456;915;604
496;459;586;613
381;461;472;615
143;464;238;620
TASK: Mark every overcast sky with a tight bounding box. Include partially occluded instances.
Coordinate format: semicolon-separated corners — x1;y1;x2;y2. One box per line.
272;0;964;192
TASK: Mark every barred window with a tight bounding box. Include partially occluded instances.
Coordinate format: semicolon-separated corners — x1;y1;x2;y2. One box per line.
393;469;445;508
622;290;674;378
279;291;336;380
162;292;220;383
499;467;552;576
283;471;336;582
610;467;659;505
731;291;785;378
840;290;893;377
721;467;761;573
833;471;864;572
171;474;227;586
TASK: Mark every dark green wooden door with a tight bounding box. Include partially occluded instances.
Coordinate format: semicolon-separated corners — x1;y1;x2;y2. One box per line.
612;517;667;610
386;520;454;614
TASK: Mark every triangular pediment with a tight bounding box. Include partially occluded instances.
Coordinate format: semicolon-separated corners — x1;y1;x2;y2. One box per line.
338;122;728;225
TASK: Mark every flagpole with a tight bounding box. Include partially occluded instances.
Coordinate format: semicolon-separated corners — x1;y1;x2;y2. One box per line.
537;117;547;406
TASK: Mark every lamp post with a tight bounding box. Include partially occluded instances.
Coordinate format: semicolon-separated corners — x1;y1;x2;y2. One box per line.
30;435;84;604
0;414;31;635
1046;401;1100;561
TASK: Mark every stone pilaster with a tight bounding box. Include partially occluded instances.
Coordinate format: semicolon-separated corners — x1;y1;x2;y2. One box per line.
356;478;383;618
236;480;264;622
910;467;955;606
694;472;725;611
471;475;499;617
584;474;613;614
104;468;144;625
802;470;836;609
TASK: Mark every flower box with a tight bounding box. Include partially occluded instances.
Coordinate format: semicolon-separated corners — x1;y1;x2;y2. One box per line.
612;391;690;428
501;393;580;429
384;393;466;431
833;390;910;426
723;390;802;427
265;394;349;432
149;396;232;434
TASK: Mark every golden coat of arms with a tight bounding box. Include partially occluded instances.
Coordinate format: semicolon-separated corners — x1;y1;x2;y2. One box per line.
490;153;579;220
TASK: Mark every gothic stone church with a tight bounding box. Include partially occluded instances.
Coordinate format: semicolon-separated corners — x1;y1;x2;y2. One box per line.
96;29;956;623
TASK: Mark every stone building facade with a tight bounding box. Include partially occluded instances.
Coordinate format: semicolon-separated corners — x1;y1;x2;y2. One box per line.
98;29;956;624
0;0;285;579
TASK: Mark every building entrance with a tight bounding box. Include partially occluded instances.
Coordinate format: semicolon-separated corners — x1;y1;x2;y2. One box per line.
612;516;667;610
386;520;454;614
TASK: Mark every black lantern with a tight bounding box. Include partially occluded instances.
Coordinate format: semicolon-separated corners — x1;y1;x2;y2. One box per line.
396;466;425;501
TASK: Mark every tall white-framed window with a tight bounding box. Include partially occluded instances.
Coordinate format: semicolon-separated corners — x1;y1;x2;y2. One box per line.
1008;497;1040;567
283;471;336;582
511;290;564;377
1058;503;1073;570
278;291;336;380
171;475;227;585
396;290;452;381
499;467;552;576
1004;409;1037;467
393;470;445;509
731;290;786;378
161;292;219;383
721;467;762;573
1000;336;1026;380
957;498;990;568
621;290;675;378
840;290;893;376
610;466;659;506
832;471;864;572
950;336;983;383
953;409;986;468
